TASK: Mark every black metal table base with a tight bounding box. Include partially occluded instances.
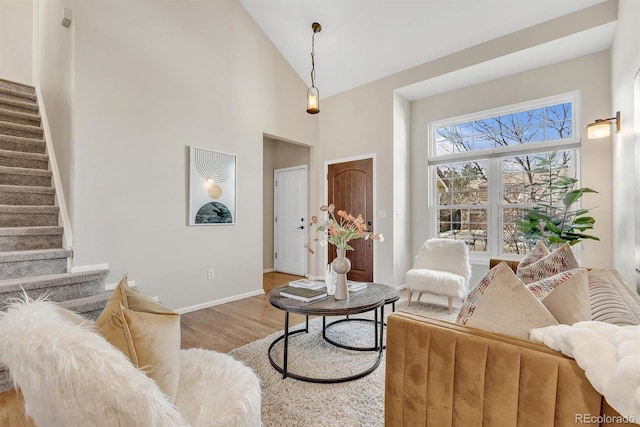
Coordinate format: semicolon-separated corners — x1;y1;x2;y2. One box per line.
323;302;396;351
268;312;384;384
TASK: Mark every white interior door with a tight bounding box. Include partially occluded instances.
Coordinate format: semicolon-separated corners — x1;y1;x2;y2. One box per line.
274;165;307;276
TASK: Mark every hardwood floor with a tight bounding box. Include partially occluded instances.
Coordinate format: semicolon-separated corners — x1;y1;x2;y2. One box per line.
262;271;303;293
0;272;304;425
0;391;32;427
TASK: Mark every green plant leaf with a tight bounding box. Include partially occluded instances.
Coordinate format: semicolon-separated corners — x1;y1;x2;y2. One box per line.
562;190;582;207
564;232;600;241
545;222;561;233
573;216;595;225
548;236;566;244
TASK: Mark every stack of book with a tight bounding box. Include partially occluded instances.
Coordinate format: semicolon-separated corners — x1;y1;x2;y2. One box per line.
347;281;367;292
279;285;327;303
288;279;326;290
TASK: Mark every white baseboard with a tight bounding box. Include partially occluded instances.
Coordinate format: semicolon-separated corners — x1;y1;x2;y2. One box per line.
396;284;406;290
175;289;265;314
70;263;109;273
104;280;136;291
307;275;324;280
263;268;274;273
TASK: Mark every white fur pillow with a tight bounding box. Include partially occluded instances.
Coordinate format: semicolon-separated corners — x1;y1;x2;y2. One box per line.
0;297;189;427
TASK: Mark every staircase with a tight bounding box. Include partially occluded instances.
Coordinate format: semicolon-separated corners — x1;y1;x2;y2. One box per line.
0;78;111;393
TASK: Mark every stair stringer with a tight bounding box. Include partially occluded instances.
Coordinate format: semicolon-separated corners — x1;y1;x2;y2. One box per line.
34;86;73;269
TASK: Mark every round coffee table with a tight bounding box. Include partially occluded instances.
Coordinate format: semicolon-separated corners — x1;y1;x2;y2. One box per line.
322;283;400;351
268;284;385;383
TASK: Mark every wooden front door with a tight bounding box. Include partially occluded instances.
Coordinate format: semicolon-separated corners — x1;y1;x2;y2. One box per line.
327;158;374;282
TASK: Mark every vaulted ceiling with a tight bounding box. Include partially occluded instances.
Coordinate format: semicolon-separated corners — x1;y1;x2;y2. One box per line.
240;0;614;99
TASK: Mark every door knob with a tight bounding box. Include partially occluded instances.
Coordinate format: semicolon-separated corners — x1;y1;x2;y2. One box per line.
297;225;305;230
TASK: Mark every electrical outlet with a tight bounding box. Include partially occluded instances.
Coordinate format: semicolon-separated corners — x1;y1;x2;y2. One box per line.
207;269;215;280
396;259;400;269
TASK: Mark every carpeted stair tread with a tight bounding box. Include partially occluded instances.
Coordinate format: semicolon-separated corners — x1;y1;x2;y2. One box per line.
0;79;35;95
0;165;51;177
0;96;38;114
0;248;70;263
0;184;54;194
0;367;10;394
0;204;58;214
58;290;112;319
0;149;48;162
0;120;43;139
0;225;62;236
0;270;108;307
0;134;45;154
0;184;55;205
0;204;59;227
0;149;48;170
0;108;40;127
0;270;108;294
0;166;51;187
0;248;69;280
0;87;37;104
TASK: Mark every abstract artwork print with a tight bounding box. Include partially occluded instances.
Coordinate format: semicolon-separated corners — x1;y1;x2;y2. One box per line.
189;147;236;225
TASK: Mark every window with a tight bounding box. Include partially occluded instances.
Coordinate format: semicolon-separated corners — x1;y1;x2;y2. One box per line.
430;93;580;259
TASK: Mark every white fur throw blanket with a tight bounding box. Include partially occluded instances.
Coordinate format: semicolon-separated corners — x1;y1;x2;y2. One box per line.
530;321;640;423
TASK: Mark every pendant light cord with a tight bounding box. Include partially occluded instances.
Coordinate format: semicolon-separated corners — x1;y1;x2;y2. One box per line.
310;31;316;88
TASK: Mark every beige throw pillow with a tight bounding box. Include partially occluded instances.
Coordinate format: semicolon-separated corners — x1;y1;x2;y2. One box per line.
96;275;181;402
516;242;580;284
527;268;590;325
456;262;558;339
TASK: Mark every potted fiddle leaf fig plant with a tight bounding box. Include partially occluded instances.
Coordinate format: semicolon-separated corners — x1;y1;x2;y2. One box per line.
517;151;599;249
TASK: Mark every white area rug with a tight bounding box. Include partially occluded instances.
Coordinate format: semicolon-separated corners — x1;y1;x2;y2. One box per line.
229;291;460;427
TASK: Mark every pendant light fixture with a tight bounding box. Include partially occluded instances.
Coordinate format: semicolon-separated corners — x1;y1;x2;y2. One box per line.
306;22;321;114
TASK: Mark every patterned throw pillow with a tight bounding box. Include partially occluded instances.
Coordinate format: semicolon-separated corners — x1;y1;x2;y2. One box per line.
456;262;558;339
517;240;551;271
516;242;579;284
527;268;590;324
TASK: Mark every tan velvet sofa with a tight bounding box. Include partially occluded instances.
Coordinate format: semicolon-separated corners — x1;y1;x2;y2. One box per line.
385;263;640;427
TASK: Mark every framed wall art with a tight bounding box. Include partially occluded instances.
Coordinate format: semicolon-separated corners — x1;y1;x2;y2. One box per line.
189;146;237;225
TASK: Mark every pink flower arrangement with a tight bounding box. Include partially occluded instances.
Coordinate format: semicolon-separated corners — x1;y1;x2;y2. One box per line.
305;204;384;253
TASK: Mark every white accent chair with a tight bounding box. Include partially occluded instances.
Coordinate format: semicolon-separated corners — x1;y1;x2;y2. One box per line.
0;297;261;427
405;238;471;313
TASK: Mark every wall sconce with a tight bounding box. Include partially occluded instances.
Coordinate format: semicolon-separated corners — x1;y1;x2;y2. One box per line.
306;22;321;114
586;111;621;139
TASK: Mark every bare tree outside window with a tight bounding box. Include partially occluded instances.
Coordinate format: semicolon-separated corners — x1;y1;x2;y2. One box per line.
433;101;576;255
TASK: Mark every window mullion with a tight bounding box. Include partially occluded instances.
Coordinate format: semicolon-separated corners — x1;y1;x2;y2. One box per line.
428;166;436;240
487;158;500;258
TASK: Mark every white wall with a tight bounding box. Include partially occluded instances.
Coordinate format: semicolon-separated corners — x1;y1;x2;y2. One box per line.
36;0;74;221
71;0;317;310
318;2;617;287
0;0;33;84
411;52;612;285
319;86;395;285
392;93;411;285
611;0;640;289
